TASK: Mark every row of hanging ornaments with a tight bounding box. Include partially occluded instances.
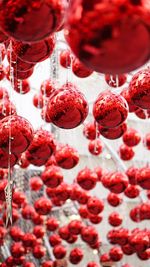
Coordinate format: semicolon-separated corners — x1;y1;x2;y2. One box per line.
0;1;149;267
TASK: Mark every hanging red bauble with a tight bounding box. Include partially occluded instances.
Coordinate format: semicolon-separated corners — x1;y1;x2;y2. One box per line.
33;225;45;238
108;212;123;227
137;249;150;260
49;233;62;247
55;183;71;201
9;226;24;242
22;233;36;248
13;67;34;80
107;228;129;246
135;108;150;119
55;144;79;169
102;172;128;194
46;83;89;129
32;212;44;225
30;176;43;191
65;0;150;74
144;133;150;150
109;246;123;262
51;196;65;207
94;166;104;182
0;100;16;120
41;166;63;188
34;197;52;215
87;262;99;267
33;94;44;109
33;245;46;259
58;225;70;241
53;245;67;260
123;128;141;147
23;263;35;267
13;191;27;207
136;167;150;190
59;50;72;68
83;122;97;140
129;231;149;253
70;184;89;204
130;206;141;222
78;205;89;219
0;87;9;100
10;242;25;258
13;256;25;265
14;80;30;95
0;0;66;43
72;58;93;78
88;139;103;156
7;49;35;72
69;248;83;265
40;79;56;97
119;144;135;161
0;227;7;244
93;91;128;128
42;261;54;267
124;185;140;198
81;226;98;245
89;213;103;225
68;220;84;235
122;243;135;256
77;167;97;191
87;196;104;215
105;74;127;88
140;202;150;220
126;166;138;185
129;68;150;110
0;65;5;81
21;205;36;220
67;234;78;245
100;253;111;265
46;217;59;232
107;193;122;207
0;148;18;168
121;88;138;113
0;115;33;155
98;122;127;140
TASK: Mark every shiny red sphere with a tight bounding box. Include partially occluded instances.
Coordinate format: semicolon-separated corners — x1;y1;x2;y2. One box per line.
69;248;83;264
10;242;25;258
81;226;98;245
119;144;135;161
83;122;97;140
107;193;123;207
72;58;93;78
41;166;63;188
34;197;52;215
123;128;141;147
126;166;138;185
46;217;59;231
59;50;72;68
88;139;103;155
124;185;140;198
49;234;62;247
121;87;138;113
55;144;79;169
22;233;36;247
108;212;123;227
136;167;150;190
68;220;84;235
40;79;56;97
14;80;31;94
109;246;123;262
33;94;44;109
53;245;67;260
105;74;127;87
30;176;43;191
102;172;128;194
87;196;104;215
77;167;97;190
33;245;46;259
98;122;127;140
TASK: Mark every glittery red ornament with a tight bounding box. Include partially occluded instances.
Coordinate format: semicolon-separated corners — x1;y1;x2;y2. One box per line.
53;245;67;260
109;246;123;262
0;0;66;43
30;176;43;191
7;49;35;72
70;184;89;204
0;149;18;168
55;183;71;201
122;243;135;256
59;50;72;68
102;172;128;194
129;68;150;109
89;214;103;225
40;79;56;97
55;144;79;169
93;91;128;128
69;248;83;264
123;128;141;147
144;133;150;150
87;262;99;267
33;94;44;109
32;212;44;225
98;122;127;140
13;67;34;80
124;184;140;198
65;0;150;74
46;83;89;129
9;226;24;242
77;167;97;190
83;122;97;140
100;253;111;264
34;197;52;215
33;225;45;238
126;166;138;185
14;80;30;94
0;87;9;100
107;228;129;246
72;58;93;78
68;220;83;236
41;166;63;188
49;233;62;247
119;144;135;161
46;217;59;231
87;196;104;215
78;205;89;219
136;167;150;190
130;206;141;222
105;74;127;88
18;152;30;168
11;242;25;258
88;139;103;155
81;226;98;245
0;100;16;120
13;191;27;207
135;108;150;119
22;233;36;247
140;202;150;220
33;245;46;259
21;205;36;220
137;249;150;260
108;212;123;227
129;231;149;252
121;88;138;113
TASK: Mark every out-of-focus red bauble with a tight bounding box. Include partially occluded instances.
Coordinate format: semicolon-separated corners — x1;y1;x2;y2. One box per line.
23;262;35;267
42;261;54;267
53;245;67;260
105;74;127;88
78;205;89;219
87;262;99;267
137;248;150;260
72;58;93;78
129;231;149;252
41;166;63;188
135;108;150;119
81;226;98;245
7;49;35;72
0;0;66;43
46;217;59;231
98;122;127;140
33;94;44;109
121;88;138;113
12;67;34;80
33;245;46;259
69;248;83;264
30;176;43;191
126;166;138;185
87;196;104;215
119;144;135;161
22;233;36;247
83;122;97;140
65;0;150;74
109;246;123;262
0;115;33;155
94;166;105;182
55;183;71;201
130;206;141;222
0;148;18;168
144;133;150;150
108;212;123;227
77;167;97;190
129;68;150;110
2;208;19;225
140;202;150;220
123;128;141;147
40;79;56;97
100;253;111;264
10;242;25;258
107;193;123;207
88;139;103;156
46;83;89;129
32;212;44;225
9;226;24;242
122;243;135;256
0;31;8;43
34;197;52;215
58;225;70;241
49;233;62;247
59;50;72;68
33;225;45;238
13;191;27;207
107;228;129;246
136;167;150;190
13;256;25;265
0;87;9;100
14;80;30;94
18;152;30;168
124;185;140;198
68;220;84;235
93;91;128;128
89;213;103;225
55;144;79;169
0;99;16;120
121;265;133;267
102;172;128;194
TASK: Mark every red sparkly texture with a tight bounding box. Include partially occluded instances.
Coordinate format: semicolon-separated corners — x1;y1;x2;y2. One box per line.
68;220;84;235
49;234;62;247
121;87;138;113
98;122;127;140
46;83;89;129
34;197;52;215
33;94;44;109
119;144;135;161
76;167;97;191
65;0;150;74
10;242;25;258
69;248;83;264
83;122;97;140
40;79;56;97
9;226;24;242
129;231;150;252
93;91;128;128
0;115;33;155
129;68;150;110
12;35;55;63
22;233;36;247
0;149;18;168
0;65;5;81
88;139;103;155
123;128;141;147
59;50;72;68
21;205;36;220
0;0;67;43
0;100;17;120
0;87;9;100
105;74;127;88
46;217;59;231
41;165;63;188
33;225;45;238
55;144;79;169
72;58;93;78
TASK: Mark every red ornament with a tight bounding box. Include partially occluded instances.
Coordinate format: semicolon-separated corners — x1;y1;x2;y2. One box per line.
42;261;54;267
22;233;36;247
49;233;62;247
137;249;150;260
98;122;127;140
108;212;123;227
78;205;89;219
135;108;150;119
30;176;43;191
129;68;150;109
14;80;30;95
119;144;135;161
126;166;138;185
140;202;150;220
0;115;33;155
23;263;35;267
59;50;72;68
22;205;36;220
53;245;67;260
13;191;27;207
33;245;46;259
105;74;127;88
136;167;150;190
58;225;70;241
9;226;24;242
83;122;97;140
102;172;128;194
123;128;141;147
94;166;104;182
129;231;149;252
33;225;45;238
0;31;8;43
68;220;84;235
122;243;135;256
0;65;5;81
81;226;98;245
10;242;25;258
18;153;30;168
13;67;34;80
87;196;104;215
46;217;59;231
144;133;150;150
89;214;103;225
107;193;122;207
0;148;18;168
0;99;16;120
77;167;97;190
55;183;71;201
55;144;79;169
34;197;52;215
33;94;44;109
72;58;93;78
13;256;25;265
0;0;66;43
69;248;83;264
40;79;56;97
130;206;141;222
88;139;103;156
65;0;150;74
124;185;140;198
0;87;9;100
87;262;99;267
121;88;138;113
93;91;128;128
32;212;44;225
109;246;123;262
41;166;63;188
46;83;89;129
